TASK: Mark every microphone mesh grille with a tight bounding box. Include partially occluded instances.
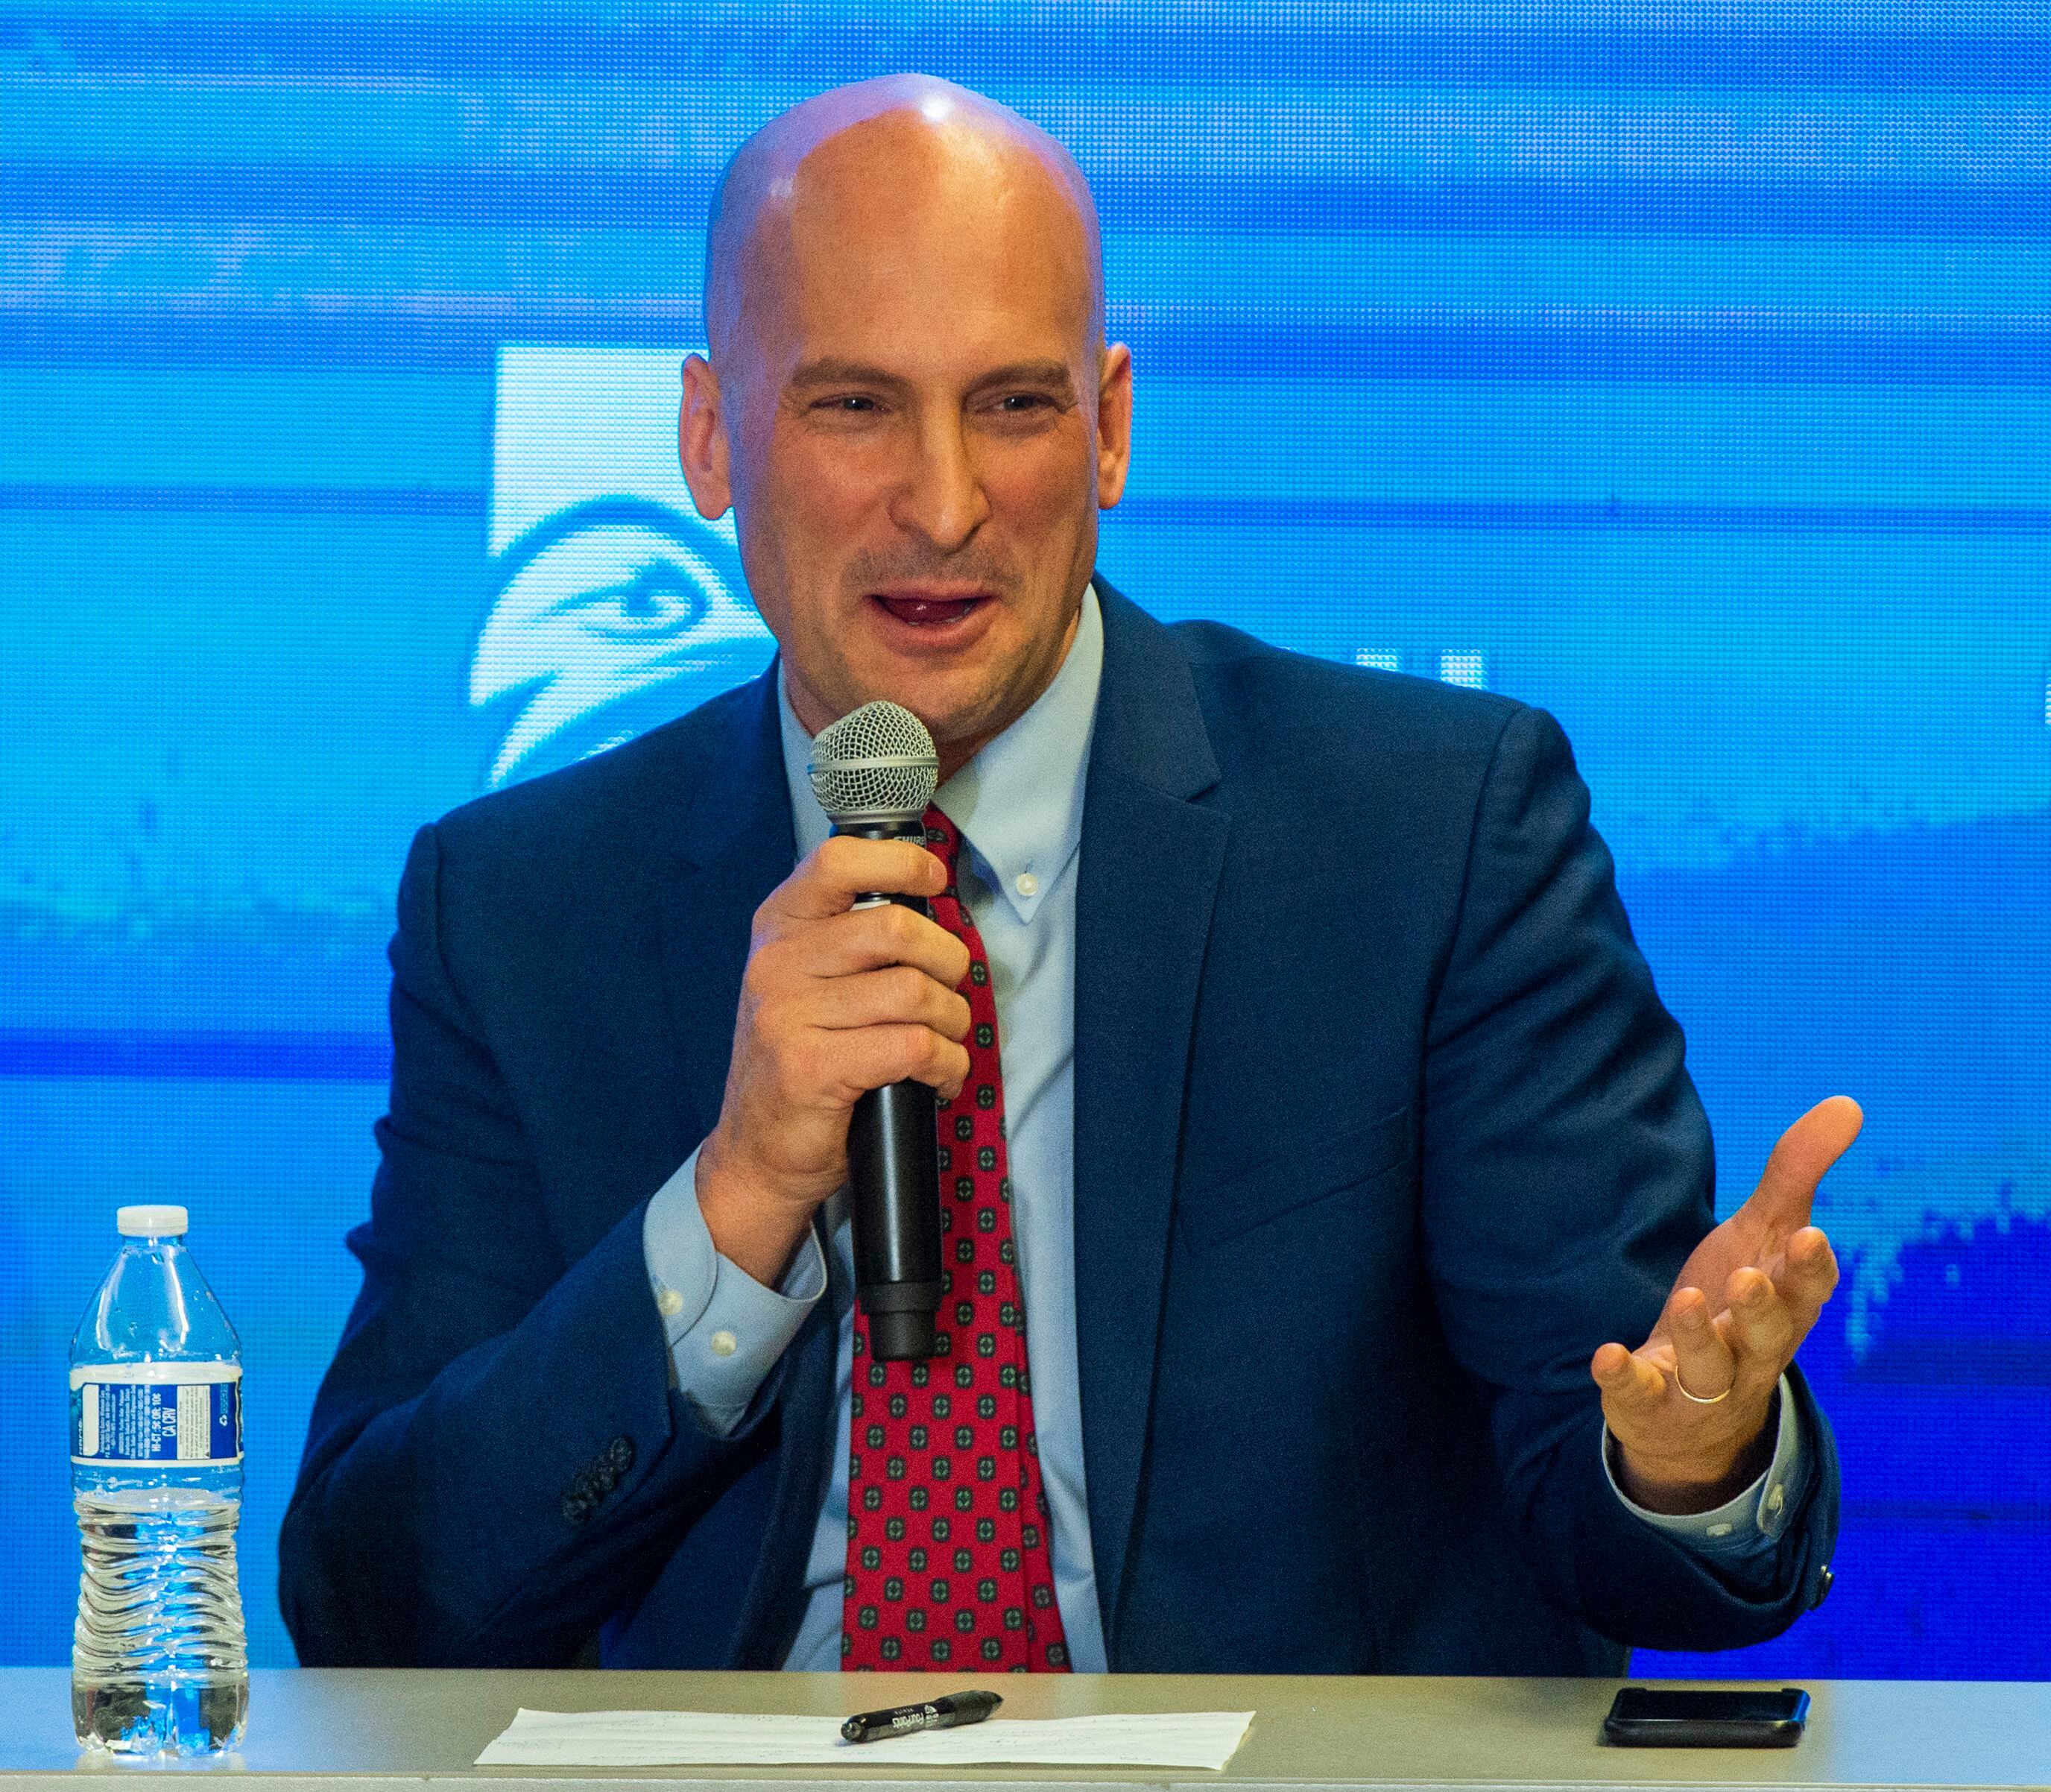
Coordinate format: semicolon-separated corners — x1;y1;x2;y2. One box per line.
809;699;940;821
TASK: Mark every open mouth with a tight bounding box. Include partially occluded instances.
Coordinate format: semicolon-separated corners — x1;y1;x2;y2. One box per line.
871;593;987;627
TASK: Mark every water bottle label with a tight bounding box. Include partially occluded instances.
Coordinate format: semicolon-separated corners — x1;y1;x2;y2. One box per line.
69;1364;241;1466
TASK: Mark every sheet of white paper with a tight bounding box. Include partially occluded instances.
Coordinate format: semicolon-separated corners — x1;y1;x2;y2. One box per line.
475;1708;1255;1770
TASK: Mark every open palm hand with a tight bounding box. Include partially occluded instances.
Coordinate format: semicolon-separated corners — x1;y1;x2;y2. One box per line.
1592;1096;1862;1512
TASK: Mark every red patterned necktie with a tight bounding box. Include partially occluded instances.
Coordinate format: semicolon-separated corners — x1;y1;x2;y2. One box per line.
841;805;1072;1672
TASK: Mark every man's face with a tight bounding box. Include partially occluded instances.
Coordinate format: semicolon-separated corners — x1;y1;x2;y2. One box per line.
682;112;1131;764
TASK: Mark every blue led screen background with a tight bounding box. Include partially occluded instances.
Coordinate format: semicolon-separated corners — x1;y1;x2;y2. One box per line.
1;1;2047;1675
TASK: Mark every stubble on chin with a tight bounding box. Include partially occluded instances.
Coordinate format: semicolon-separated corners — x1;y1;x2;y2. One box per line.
768;543;1085;757
792;608;1046;761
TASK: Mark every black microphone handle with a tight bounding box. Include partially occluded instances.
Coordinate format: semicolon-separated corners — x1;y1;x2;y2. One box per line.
836;816;945;1361
847;1080;943;1360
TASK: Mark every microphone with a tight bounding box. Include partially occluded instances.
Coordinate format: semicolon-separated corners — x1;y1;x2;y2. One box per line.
809;700;945;1361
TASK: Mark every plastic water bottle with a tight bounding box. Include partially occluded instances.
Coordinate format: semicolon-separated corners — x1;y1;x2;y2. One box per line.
70;1205;247;1755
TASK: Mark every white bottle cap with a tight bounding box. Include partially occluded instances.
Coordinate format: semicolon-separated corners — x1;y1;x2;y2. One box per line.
116;1205;189;1238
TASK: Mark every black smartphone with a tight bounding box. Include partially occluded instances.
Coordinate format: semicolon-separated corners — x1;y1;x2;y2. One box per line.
1602;1686;1809;1747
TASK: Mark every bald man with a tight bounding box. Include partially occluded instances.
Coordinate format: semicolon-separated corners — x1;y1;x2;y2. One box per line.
282;77;1851;1674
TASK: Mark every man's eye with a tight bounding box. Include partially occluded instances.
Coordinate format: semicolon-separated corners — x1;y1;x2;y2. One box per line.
819;395;878;413
996;393;1052;412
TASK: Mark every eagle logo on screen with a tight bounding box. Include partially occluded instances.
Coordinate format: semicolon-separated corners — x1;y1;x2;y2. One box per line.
470;496;775;787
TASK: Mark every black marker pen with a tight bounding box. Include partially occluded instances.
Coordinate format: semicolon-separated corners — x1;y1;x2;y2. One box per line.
841;1689;1003;1744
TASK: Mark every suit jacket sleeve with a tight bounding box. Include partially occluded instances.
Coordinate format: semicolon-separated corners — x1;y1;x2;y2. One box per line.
278;821;768;1665
1420;701;1839;1651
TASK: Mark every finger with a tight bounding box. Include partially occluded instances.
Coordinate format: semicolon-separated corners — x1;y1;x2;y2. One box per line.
773;835;948;921
783;901;973;990
1743;1095;1863;1232
1772;1225;1841;1319
1666;1286;1737;1402
807;965;973;1041
1719;1266;1798;1381
838;1024;973;1103
1590;1340;1666;1412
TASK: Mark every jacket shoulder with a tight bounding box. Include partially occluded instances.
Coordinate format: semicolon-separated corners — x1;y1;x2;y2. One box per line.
426;677;765;877
1163;615;1527;785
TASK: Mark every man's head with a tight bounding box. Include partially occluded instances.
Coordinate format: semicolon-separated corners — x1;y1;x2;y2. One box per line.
679;75;1131;775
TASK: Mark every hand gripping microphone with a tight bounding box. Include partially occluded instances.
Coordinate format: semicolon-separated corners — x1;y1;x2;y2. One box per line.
809;699;945;1361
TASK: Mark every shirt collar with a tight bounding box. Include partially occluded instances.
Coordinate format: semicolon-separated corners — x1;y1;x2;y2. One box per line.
778;582;1104;926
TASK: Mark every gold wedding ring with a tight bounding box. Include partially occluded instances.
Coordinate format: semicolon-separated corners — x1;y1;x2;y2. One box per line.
1674;1370;1733;1405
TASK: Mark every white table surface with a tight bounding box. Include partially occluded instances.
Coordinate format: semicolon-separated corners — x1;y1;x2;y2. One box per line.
1;1670;2045;1792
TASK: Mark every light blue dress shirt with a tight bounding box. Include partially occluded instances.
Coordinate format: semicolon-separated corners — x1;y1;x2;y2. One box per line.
641;584;1807;1672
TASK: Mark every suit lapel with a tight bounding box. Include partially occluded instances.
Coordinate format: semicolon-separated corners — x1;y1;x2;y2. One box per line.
659;668;797;1146
1072;585;1229;1654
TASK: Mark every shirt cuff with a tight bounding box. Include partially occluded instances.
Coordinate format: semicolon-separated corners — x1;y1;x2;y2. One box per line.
1602;1372;1806;1559
642;1145;828;1437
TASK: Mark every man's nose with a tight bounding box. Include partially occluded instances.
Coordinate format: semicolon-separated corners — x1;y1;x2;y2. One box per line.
891;414;990;550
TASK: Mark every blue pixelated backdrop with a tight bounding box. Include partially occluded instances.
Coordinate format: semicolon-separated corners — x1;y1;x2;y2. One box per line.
1;0;2047;1675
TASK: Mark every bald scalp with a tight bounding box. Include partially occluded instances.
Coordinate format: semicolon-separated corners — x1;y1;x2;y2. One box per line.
703;75;1104;370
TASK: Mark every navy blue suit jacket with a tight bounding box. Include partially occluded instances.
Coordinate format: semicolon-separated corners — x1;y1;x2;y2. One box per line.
281;583;1838;1673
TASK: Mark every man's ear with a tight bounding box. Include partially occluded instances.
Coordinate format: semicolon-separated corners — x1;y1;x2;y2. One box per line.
1096;341;1133;511
679;354;735;520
